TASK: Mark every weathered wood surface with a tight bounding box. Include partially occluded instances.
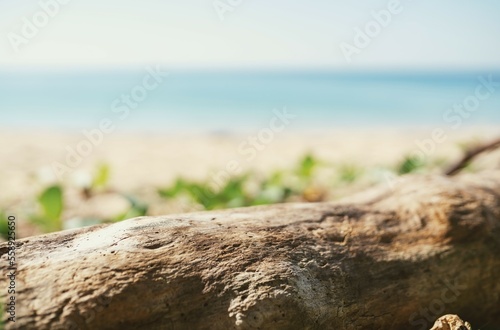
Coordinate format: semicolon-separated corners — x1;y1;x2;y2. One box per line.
1;171;500;330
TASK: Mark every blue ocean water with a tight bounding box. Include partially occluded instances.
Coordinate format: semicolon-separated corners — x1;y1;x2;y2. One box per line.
1;69;499;133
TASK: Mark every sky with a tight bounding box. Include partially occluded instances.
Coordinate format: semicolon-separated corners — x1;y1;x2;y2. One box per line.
0;0;500;70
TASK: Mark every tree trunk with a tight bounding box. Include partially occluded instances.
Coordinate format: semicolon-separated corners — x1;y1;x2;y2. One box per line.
2;171;500;330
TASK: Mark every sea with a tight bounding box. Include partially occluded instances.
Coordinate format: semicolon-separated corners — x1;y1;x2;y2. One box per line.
1;69;499;133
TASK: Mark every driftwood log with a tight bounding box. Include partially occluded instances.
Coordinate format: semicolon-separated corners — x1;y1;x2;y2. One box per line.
1;171;500;330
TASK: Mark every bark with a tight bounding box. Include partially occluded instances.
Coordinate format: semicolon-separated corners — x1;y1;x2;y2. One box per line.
1;171;500;330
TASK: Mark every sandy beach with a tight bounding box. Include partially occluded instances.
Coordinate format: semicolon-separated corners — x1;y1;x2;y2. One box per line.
1;126;499;237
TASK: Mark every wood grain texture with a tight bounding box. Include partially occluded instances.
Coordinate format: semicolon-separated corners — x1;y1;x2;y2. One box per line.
2;171;500;330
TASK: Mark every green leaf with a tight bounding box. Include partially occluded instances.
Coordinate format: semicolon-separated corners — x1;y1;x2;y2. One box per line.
0;210;9;240
92;163;110;190
268;171;284;186
226;196;246;208
113;194;149;221
158;178;189;198
38;185;63;222
297;154;317;179
397;155;426;175
254;185;287;205
185;182;216;209
338;164;363;183
221;176;247;200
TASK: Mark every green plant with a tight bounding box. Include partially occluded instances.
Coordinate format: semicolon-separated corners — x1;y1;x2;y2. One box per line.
252;185;292;205
338;164;364;184
30;185;64;232
0;210;9;240
297;154;318;180
113;194;149;221
249;170;292;205
159;154;328;210
159;168;305;210
397;155;426;175
92;163;110;190
162;175;252;210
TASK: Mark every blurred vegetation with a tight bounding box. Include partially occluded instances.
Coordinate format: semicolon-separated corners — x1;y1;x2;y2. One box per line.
158;153;320;210
338;164;364;184
3;147;484;237
30;185;64;233
0;210;8;240
92;163;110;190
113;194;148;221
397;155;427;175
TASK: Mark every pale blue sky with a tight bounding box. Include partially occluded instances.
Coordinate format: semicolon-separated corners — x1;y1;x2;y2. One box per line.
1;0;499;69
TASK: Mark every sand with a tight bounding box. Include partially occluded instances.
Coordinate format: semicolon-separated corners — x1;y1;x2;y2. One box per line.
1;126;499;236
